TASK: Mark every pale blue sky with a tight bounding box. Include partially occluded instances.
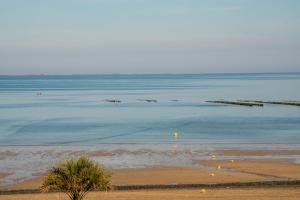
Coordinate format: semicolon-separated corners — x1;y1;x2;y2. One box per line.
0;0;299;74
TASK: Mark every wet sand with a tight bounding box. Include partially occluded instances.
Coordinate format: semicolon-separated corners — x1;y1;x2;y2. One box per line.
0;173;9;180
111;165;270;185
214;149;300;156
196;159;300;180
1;187;300;200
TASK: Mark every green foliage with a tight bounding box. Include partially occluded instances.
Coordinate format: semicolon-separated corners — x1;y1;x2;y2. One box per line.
41;156;112;200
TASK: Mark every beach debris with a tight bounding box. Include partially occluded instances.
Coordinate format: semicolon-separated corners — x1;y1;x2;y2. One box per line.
210;172;215;177
104;99;122;103
145;99;157;103
137;99;158;103
206;100;263;107
173;132;178;139
200;188;206;193
230;159;235;163
217;165;221;170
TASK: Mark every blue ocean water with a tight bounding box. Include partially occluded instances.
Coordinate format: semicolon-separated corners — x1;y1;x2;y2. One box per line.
0;73;300;145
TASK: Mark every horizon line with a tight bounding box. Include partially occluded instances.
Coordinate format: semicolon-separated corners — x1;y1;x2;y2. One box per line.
1;71;300;76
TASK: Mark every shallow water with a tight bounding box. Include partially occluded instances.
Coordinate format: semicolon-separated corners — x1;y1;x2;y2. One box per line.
0;73;300;145
0;73;300;185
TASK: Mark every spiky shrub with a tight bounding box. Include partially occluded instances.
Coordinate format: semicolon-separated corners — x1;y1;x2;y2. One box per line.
41;156;112;200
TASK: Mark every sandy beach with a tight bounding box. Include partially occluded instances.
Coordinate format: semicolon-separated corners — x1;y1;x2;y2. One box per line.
1;149;300;199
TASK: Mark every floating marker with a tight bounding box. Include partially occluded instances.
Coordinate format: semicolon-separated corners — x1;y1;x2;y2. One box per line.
200;188;206;193
230;159;235;163
172;132;178;139
217;165;221;170
211;155;216;160
210;172;215;177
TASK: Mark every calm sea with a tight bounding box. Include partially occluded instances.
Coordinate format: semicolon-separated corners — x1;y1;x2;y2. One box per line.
0;73;300;145
1;73;300;185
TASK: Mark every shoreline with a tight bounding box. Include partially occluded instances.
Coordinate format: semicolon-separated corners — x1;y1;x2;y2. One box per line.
1;157;300;190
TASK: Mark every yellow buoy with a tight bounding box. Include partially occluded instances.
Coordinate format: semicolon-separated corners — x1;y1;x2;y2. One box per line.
217;165;221;170
211;155;216;160
210;172;215;177
230;159;235;163
172;132;178;139
200;188;206;193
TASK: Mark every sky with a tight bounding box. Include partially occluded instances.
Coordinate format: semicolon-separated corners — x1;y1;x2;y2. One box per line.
0;0;299;75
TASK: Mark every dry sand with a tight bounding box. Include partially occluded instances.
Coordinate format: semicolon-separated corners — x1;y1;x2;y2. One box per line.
0;165;268;190
1;187;300;200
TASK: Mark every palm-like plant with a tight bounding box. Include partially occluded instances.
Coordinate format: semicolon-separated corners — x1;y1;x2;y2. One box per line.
41;156;112;200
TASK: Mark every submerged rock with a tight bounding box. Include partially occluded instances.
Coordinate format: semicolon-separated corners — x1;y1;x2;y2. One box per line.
137;99;158;103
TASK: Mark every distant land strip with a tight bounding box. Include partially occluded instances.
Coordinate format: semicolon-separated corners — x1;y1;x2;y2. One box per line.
1;180;300;195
